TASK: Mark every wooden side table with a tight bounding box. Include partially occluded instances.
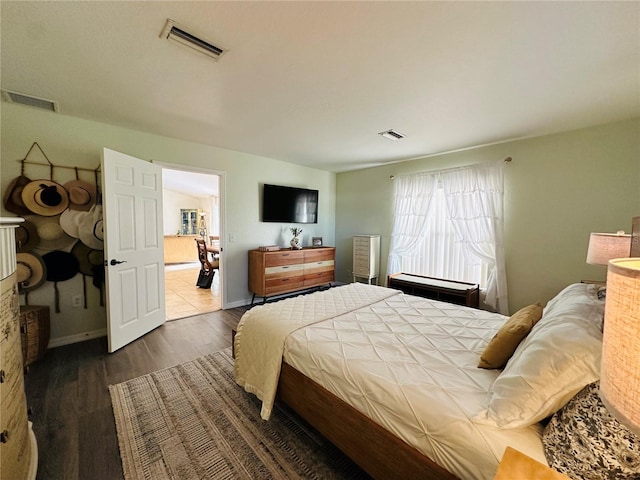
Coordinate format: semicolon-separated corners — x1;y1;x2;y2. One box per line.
494;447;570;480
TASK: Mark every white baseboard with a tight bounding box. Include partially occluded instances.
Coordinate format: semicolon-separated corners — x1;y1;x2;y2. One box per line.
48;328;107;348
224;298;253;309
46;300;255;348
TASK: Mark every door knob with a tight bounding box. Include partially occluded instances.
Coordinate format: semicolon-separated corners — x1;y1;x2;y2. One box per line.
109;259;127;266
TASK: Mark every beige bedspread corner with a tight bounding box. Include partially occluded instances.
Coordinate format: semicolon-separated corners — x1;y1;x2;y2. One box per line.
233;283;400;420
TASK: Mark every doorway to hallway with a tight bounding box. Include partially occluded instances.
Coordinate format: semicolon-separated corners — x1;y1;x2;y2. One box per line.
161;165;223;320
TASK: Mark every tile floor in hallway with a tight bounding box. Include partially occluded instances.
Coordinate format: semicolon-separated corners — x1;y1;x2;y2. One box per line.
165;263;221;320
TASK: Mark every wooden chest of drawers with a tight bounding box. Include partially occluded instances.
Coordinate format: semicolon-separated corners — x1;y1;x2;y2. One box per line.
249;247;335;303
1;219;37;480
353;235;380;284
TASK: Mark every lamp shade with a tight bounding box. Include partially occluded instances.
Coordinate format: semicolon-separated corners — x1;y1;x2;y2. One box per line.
600;258;640;436
586;232;631;266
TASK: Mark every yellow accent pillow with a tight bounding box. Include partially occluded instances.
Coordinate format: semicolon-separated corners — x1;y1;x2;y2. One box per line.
478;303;543;369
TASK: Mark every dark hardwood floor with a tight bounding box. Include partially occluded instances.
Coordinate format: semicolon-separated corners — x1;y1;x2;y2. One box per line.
24;307;247;480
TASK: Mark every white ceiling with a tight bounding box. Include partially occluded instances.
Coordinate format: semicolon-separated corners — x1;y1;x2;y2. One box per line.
162;167;219;198
1;1;638;173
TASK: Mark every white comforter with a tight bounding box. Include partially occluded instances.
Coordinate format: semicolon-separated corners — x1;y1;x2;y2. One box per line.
234;283;399;419
235;284;545;479
284;291;546;480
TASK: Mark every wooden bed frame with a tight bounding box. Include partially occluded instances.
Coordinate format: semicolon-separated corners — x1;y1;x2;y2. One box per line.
232;328;458;479
276;361;460;480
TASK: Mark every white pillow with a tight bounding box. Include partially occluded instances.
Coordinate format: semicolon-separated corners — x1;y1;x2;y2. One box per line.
474;283;605;429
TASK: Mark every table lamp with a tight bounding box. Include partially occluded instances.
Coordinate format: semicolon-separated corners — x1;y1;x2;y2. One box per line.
586;231;631;266
600;258;640;437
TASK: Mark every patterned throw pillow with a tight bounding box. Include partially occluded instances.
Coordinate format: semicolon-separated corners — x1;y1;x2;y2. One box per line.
543;382;640;480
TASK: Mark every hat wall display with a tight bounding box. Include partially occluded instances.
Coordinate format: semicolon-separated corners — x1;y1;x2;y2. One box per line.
3;175;33;215
15;220;39;252
16;252;47;292
71;241;105;308
60;208;85;238
71;241;104;277
21;180;69;216
30;215;75;251
63;179;96;211
43;250;80;313
78;204;104;250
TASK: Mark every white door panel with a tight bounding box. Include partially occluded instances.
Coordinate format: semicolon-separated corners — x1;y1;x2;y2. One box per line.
102;148;165;352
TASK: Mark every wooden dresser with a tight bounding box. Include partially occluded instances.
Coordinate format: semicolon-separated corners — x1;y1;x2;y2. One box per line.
248;247;335;304
0;218;37;480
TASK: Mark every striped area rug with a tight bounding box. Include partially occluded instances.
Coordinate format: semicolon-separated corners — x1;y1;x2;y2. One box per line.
109;348;369;480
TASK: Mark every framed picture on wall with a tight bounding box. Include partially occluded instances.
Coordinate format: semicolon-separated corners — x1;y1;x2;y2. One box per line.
312;237;323;247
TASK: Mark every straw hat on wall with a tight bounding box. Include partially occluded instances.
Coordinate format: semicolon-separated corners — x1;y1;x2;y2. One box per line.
60;208;85;239
63;179;97;211
21;180;69;216
16;252;47;292
29;215;75;252
15;220;39;252
3;175;33;215
78;205;104;250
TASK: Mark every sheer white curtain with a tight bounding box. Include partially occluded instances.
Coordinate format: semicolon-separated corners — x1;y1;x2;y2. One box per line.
386;162;508;314
402;187;486;285
441;163;507;314
387;173;436;276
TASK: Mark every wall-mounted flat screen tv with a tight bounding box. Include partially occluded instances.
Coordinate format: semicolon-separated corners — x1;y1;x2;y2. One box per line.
262;184;318;224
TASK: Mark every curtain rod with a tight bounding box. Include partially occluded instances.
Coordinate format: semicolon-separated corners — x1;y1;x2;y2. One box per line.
389;157;511;180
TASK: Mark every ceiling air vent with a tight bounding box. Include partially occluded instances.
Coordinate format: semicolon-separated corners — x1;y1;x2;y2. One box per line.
1;90;58;112
378;129;406;141
160;19;224;61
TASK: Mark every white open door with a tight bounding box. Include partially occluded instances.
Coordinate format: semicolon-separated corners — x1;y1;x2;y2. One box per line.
102;148;166;352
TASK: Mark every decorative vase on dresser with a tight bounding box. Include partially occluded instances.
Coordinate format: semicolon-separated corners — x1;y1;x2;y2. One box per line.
0;218;38;480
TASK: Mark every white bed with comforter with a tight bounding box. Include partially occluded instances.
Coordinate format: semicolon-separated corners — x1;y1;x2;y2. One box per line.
234;282;605;479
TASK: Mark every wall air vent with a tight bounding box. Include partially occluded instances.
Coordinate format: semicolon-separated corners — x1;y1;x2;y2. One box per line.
1;90;58;112
160;19;224;61
378;129;406;141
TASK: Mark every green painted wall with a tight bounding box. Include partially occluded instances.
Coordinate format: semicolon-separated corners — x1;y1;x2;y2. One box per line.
1;103;336;344
336;119;640;313
3;101;637;344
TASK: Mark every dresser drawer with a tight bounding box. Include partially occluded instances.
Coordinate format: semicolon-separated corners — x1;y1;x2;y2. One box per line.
353;255;371;266
304;271;334;286
265;264;304;277
304;259;334;274
353;266;374;276
354;237;371;247
264;251;305;267
265;276;305;294
305;249;334;263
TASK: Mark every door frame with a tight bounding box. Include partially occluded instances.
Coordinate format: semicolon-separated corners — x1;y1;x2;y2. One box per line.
154;161;227;310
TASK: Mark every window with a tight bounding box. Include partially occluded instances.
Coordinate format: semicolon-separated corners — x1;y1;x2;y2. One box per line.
402;186;487;286
387;162;508;313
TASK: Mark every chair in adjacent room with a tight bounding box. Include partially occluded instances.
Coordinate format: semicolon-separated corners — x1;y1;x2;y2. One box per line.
195;238;219;288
